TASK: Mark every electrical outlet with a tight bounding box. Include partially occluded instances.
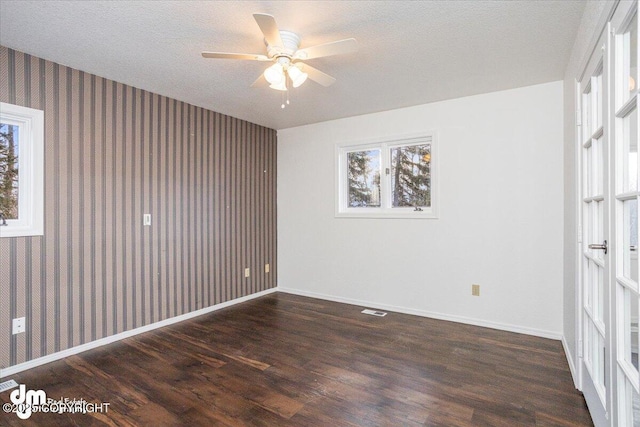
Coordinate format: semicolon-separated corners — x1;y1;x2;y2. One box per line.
12;317;25;335
472;284;480;296
143;214;151;226
265;263;270;273
244;268;250;278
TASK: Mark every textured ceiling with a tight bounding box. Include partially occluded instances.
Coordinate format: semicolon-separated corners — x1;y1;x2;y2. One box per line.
0;1;586;130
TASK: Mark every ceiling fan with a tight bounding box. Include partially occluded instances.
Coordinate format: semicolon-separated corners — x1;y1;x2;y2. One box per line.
201;13;358;92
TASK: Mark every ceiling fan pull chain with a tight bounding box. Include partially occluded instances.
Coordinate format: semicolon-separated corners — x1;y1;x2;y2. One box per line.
281;75;291;109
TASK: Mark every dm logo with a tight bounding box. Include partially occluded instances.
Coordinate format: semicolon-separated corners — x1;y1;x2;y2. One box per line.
10;384;46;420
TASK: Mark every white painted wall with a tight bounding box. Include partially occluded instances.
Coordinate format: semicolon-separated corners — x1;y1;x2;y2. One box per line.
562;0;613;381
278;81;564;338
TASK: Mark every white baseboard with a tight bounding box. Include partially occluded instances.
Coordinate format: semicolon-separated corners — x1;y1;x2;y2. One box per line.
0;288;277;378
278;287;563;340
562;335;579;389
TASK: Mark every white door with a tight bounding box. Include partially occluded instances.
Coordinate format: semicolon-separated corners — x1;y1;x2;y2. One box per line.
580;27;611;426
579;2;640;426
611;5;640;426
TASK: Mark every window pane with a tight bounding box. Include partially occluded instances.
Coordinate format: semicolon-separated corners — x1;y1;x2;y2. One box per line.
594;137;603;196
623;199;638;282
0;123;19;220
596;73;603;130
634;382;640;427
596;264;604;323
583;88;592;141
585;320;592;366
595;201;604;259
622;109;638;193
585;259;593;310
622;14;638;106
596;330;605;389
619;371;640;427
584;144;592;197
623;287;639;372
347;149;381;207
390;144;431;208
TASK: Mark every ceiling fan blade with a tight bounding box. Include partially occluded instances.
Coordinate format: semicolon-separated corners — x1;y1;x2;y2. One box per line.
201;52;270;61
294;38;358;60
250;74;268;88
299;63;336;87
253;13;284;48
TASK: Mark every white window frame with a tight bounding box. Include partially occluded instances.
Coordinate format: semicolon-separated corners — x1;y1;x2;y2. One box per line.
0;102;44;238
335;132;438;219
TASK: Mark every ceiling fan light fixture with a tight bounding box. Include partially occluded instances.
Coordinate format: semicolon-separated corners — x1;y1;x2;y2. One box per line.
288;64;308;88
264;63;284;85
269;80;287;91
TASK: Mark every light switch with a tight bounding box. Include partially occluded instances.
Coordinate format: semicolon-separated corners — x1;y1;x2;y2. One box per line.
13;317;25;334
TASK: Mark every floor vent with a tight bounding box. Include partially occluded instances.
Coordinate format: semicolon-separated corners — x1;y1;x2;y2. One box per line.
0;379;18;393
361;309;387;317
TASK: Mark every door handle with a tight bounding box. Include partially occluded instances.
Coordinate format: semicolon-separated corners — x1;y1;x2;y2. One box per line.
589;240;608;255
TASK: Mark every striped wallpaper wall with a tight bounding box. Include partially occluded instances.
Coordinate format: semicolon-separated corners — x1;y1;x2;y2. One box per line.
0;46;277;370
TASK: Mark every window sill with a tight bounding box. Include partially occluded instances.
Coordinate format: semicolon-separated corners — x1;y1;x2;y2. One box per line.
0;224;43;238
335;210;438;219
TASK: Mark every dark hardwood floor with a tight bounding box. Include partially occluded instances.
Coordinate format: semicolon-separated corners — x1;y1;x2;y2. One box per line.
1;293;592;426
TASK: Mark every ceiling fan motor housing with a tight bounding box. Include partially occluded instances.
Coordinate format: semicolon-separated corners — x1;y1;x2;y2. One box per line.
266;30;301;59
